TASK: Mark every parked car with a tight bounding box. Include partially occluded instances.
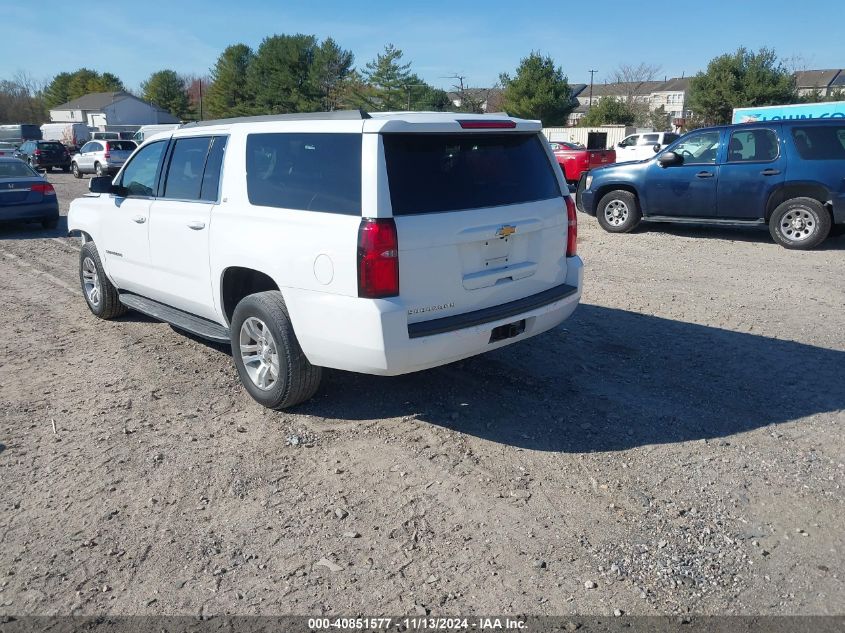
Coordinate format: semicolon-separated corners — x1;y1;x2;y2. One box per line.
0;158;59;229
0;142;18;157
68;111;583;409
550;140;615;185
14;140;71;172
40;122;92;148
576;119;845;249
615;132;680;162
71;140;136;177
132;124;181;145
0;124;42;144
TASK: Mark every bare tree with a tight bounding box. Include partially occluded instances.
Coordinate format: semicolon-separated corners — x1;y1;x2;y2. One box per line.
606;63;662;126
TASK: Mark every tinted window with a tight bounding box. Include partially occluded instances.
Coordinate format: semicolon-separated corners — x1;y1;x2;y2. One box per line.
163;137;211;200
383;133;561;215
246;133;361;215
117;141;166;197
671;130;721;164
663;133;680;144
108;141;136;152
641;134;660;144
791;125;845;161
200;136;227;201
39;142;64;151
728;129;778;162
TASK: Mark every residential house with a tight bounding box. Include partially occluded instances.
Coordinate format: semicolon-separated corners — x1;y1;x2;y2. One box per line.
794;70;843;98
49;91;181;128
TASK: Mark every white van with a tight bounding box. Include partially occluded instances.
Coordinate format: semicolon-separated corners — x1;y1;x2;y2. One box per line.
40;123;91;147
132;124;181;144
68;110;583;409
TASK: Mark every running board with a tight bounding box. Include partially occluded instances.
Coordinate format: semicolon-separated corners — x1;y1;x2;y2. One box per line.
119;293;230;343
645;216;766;226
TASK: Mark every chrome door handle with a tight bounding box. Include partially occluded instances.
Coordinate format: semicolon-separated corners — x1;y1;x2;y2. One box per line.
696;171;714;179
131;216;146;224
187;221;206;230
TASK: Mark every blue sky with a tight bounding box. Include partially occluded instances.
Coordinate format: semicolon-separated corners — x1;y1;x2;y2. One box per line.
3;0;844;91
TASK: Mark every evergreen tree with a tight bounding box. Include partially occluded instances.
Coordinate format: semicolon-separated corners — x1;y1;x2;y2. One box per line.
689;47;795;125
206;44;255;118
247;34;320;113
500;52;573;125
142;70;190;118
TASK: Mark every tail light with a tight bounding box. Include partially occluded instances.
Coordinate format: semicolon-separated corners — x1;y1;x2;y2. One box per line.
31;183;56;196
104;142;111;159
34;149;41;156
565;196;577;257
357;218;399;298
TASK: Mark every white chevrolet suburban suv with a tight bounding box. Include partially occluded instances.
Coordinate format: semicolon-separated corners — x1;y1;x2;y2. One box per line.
68;110;583;409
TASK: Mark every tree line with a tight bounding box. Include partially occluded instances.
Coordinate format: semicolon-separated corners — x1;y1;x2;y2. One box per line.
1;39;841;128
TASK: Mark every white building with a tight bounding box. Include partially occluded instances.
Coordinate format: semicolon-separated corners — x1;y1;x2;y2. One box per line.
49;91;180;128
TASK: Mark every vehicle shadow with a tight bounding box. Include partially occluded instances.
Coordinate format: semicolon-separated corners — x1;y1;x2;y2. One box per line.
0;216;69;241
298;304;845;452
0;443;5;456
638;221;845;250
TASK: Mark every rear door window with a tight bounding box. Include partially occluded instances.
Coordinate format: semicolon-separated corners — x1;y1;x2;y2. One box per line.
791;125;845;160
109;141;136;152
200;136;227;201
641;134;660;145
382;133;561;215
727;129;779;162
246;133;361;215
162;137;212;200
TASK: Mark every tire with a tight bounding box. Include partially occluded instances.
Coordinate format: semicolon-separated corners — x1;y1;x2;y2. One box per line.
768;197;831;250
94;162;104;177
79;241;126;319
230;291;322;410
596;190;642;233
42;218;58;230
71;162;82;179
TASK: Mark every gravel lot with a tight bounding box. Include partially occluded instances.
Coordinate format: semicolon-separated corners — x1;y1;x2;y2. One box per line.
1;172;843;617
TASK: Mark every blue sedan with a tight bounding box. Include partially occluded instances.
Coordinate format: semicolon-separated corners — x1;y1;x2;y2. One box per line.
0;157;59;229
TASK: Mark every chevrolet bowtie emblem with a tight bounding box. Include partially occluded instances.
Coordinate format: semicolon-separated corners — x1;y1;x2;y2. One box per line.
496;225;516;238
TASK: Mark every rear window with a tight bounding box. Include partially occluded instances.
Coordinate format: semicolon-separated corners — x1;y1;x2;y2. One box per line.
791;125;845;160
0;162;38;178
246;133;361;215
382;133;561;215
108;141;136;151
39;142;64;151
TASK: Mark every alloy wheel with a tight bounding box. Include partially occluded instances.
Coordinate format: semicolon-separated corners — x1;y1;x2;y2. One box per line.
239;317;280;391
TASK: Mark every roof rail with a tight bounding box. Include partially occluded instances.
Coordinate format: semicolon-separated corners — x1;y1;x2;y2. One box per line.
180;109;371;128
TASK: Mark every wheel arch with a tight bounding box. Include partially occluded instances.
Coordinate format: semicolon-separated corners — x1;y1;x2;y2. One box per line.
593;183;642;214
219;266;282;326
765;182;833;222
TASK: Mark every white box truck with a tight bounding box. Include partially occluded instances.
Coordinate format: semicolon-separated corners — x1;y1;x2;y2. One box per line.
40;123;91;147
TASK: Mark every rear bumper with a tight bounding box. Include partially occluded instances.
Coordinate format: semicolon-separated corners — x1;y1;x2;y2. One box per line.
285;257;584;376
33;159;71;169
0;200;59;222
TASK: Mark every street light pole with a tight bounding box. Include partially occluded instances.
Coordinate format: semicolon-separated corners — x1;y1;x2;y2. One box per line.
588;69;597;110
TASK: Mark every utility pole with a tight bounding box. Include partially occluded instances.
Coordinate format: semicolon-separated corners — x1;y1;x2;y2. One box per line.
588;69;597;110
198;78;203;121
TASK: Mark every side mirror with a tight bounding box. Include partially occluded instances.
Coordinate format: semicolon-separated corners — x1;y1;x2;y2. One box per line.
89;176;124;196
617;142;624;147
657;151;683;167
652;144;661;153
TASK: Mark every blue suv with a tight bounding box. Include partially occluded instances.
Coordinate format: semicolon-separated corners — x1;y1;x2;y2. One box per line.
576;119;845;249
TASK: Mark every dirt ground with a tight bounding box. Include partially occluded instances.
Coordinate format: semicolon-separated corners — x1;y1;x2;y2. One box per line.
0;172;843;618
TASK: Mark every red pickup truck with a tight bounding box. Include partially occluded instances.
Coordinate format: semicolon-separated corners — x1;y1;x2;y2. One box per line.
550;141;616;185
